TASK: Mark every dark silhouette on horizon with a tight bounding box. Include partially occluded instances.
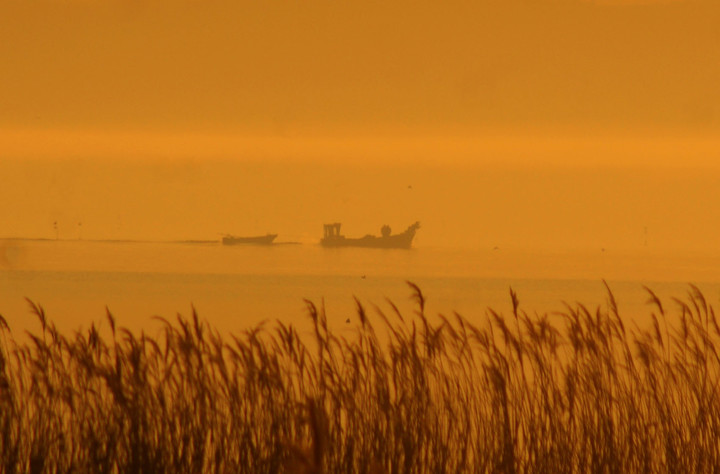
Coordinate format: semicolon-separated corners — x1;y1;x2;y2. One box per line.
221;233;277;245
320;222;420;249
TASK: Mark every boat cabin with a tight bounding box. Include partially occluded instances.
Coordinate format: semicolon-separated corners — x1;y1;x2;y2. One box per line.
324;223;343;239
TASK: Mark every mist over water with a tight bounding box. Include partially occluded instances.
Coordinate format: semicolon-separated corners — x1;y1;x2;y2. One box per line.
3;151;720;341
4;157;720;253
2;239;719;337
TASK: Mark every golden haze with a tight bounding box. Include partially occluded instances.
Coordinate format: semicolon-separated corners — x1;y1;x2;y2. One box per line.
1;0;719;252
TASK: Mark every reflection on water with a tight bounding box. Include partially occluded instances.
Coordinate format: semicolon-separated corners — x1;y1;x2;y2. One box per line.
1;240;719;336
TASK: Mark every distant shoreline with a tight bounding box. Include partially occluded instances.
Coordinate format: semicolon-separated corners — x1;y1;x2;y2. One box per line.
0;237;302;245
0;237;215;244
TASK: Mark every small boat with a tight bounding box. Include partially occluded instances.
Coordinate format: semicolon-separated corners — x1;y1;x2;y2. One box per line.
320;222;420;249
222;234;277;245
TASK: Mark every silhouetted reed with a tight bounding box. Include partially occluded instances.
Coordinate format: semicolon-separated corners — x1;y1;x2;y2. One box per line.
2;282;720;472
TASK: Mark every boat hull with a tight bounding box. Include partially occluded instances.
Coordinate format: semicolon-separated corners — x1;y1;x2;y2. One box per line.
320;222;419;249
222;234;277;245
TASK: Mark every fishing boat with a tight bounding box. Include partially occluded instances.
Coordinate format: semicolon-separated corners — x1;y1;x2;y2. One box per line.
222;234;277;245
320;222;420;249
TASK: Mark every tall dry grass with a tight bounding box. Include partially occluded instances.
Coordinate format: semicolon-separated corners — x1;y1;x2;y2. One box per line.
1;282;720;472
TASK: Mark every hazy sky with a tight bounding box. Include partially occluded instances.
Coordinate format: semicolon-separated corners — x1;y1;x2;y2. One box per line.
2;0;720;251
3;0;720;134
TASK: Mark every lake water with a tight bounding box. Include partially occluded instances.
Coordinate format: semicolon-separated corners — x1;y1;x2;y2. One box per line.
2;239;720;338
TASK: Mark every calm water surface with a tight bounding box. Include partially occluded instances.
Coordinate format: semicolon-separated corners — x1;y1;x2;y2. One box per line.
2;239;720;336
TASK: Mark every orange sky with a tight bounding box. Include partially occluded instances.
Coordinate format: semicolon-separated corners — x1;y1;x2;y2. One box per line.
2;0;719;135
2;0;720;251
